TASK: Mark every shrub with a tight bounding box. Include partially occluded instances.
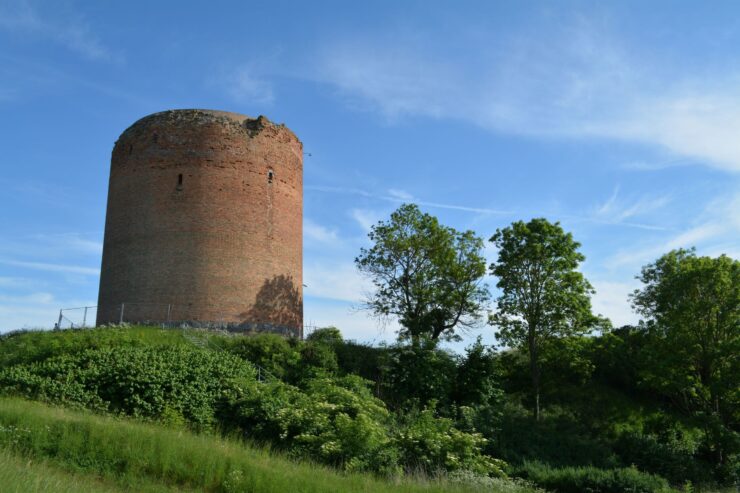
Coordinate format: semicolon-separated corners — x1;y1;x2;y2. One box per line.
224;333;300;380
516;461;673;493
0;345;257;428
615;429;711;485
381;339;457;411
394;407;507;477
305;326;343;346
232;375;398;474
297;342;339;379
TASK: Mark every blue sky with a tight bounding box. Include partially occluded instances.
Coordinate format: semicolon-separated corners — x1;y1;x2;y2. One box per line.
1;1;738;347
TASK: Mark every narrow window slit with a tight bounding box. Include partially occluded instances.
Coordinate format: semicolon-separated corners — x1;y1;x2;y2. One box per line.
176;173;183;190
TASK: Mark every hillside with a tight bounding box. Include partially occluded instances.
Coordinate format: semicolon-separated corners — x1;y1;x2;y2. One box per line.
0;326;734;492
0;327;537;493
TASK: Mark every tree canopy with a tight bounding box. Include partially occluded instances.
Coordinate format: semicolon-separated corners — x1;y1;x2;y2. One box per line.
355;203;489;343
489;218;604;419
631;249;739;464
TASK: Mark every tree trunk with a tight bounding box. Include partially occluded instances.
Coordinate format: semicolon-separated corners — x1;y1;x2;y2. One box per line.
528;330;541;421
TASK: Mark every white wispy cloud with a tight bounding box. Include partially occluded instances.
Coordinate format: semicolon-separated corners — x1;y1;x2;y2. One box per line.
0;1;117;62
589;279;640;328
313;17;740;172
309;184;666;230
0;259;99;276
304;218;339;245
350;208;382;233
307;184;515;215
304;261;370;303
606;189;740;268
223;66;274;105
593;186;672;223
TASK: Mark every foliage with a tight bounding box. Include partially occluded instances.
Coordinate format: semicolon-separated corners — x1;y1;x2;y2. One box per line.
0;326;193;368
454;337;504;409
231;375;397;474
297;341;339;379
490;402;620;469
516;461;674;493
223;333;299;380
446;470;543;493
489;218;605;419
394;407;507;477
306;326;344;346
356;203;489;342
632;250;739;419
380;338;457;411
334;340;385;383
632;250;739;477
0;397;527;493
0;345;256;428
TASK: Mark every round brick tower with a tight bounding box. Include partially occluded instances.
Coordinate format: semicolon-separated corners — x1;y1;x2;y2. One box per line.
96;109;303;336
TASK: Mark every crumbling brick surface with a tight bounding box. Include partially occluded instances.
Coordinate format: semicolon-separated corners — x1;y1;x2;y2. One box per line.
96;109;303;336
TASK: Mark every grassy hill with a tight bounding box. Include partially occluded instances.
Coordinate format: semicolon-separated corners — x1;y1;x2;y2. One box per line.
0;327;538;493
0;397;528;493
1;325;731;492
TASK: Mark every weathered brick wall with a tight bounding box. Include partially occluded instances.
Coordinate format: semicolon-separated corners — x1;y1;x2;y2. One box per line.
96;109;303;336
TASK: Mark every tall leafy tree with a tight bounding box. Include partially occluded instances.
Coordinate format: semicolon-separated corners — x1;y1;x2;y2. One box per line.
631;249;739;465
489;218;603;420
355;203;489;343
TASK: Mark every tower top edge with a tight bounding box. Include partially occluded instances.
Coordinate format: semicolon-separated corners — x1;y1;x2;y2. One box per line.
120;109;301;143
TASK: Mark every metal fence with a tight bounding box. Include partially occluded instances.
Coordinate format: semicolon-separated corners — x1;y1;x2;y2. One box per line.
57;303;317;339
56;306;97;329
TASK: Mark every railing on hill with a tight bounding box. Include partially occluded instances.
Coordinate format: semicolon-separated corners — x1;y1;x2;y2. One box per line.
56;304;318;340
56;306;97;329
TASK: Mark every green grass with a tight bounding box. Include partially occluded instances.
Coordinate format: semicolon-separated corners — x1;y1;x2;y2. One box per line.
0;397;539;493
0;448;192;492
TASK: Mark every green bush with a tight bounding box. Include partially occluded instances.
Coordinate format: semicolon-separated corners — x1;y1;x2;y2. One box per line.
297;342;339;379
516;461;673;493
0;326;191;368
0;345;257;428
615;428;711;485
231;375;398;474
223;333;300;380
335;340;385;383
305;326;343;346
381;339;457;411
394;407;507;477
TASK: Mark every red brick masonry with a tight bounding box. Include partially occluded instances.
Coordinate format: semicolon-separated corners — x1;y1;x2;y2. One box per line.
96;109;303;336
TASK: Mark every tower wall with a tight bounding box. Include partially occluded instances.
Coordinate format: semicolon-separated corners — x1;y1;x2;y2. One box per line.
96;109;303;336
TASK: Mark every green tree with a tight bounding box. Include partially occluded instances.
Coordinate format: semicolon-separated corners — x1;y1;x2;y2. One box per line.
489;218;604;420
631;249;739;467
355;203;489;343
306;326;343;346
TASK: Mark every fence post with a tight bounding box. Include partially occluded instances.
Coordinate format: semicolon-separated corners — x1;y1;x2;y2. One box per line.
119;303;125;325
166;304;172;325
82;306;88;328
57;309;63;329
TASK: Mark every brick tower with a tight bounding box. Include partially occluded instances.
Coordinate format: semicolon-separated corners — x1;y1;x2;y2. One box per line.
96;109;303;336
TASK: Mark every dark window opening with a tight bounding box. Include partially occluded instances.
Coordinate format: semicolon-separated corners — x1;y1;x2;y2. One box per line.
128;144;133;155
152;133;159;143
176;173;183;190
267;169;274;183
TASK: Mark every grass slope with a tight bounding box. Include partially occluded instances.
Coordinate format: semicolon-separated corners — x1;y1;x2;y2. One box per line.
0;397;537;493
